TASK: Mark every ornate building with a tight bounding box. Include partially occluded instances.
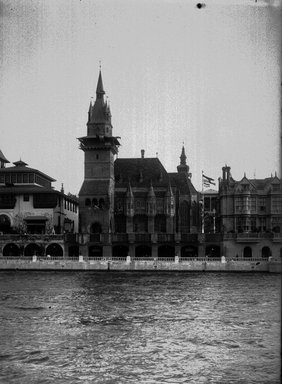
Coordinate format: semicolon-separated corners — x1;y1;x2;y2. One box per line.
78;71;203;258
219;165;282;259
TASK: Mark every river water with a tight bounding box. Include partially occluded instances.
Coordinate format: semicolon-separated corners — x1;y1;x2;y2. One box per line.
0;271;280;384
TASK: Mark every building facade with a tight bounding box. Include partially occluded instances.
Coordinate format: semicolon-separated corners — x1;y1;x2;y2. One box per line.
0;153;79;257
218;165;282;259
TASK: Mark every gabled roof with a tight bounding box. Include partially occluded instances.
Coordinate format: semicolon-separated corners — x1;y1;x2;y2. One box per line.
114;158;171;188
168;172;197;195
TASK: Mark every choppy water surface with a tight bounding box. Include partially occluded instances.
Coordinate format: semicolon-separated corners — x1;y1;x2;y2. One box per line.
0;272;280;384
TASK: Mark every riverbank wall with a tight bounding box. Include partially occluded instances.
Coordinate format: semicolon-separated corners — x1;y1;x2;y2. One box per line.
0;256;281;273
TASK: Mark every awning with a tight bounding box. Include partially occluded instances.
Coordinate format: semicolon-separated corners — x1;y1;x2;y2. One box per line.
24;216;48;221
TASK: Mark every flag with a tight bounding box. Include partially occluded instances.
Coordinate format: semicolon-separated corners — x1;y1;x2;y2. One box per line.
202;173;216;187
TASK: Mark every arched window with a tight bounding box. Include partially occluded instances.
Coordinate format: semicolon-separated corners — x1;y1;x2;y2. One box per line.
85;198;91;207
46;243;63;257
158;245;175;258
3;243;20;257
181;245;198;258
205;245;221;258
99;198;105;209
261;246;271;258
89;245;103;257
113;245;129;257
92;198;98;207
25;243;43;256
243;246;252;258
135;245;151;258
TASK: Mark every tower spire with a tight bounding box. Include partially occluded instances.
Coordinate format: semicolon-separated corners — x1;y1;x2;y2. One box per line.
96;69;105;96
177;145;190;174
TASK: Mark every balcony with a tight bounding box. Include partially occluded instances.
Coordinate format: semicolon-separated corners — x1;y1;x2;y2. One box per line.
112;234;128;243
181;234;198;243
157;234;175;242
0;234;64;243
205;233;223;242
135;234;151;242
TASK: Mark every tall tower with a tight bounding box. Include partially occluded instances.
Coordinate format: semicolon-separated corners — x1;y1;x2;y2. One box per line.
78;70;120;235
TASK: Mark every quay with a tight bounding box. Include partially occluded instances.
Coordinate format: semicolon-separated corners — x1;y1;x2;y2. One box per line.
0;256;281;273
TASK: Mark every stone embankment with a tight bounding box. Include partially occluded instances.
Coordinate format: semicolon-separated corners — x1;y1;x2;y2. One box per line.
0;256;281;273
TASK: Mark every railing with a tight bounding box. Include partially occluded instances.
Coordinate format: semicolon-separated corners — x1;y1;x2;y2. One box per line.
0;234;64;242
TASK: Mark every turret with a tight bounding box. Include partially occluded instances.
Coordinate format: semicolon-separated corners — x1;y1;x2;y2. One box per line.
147;181;156;216
165;183;175;217
126;182;134;217
177;146;190;175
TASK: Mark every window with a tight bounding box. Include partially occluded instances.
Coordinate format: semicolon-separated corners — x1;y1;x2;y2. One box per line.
96;154;99;160
23;194;29;202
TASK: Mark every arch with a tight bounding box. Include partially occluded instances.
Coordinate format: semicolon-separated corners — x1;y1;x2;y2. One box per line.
243;246;252;258
46;243;63;257
92;198;98;207
113;245;129;257
155;214;166;233
114;214;126;233
99;198;105;209
85;198;91;207
3;243;20;256
261;246;271;258
90;222;102;233
180;200;190;233
0;214;11;233
133;215;148;232
158;245;175;258
181;245;198;258
205;245;221;258
89;245;103;257
135;245;152;258
24;243;43;256
68;245;79;257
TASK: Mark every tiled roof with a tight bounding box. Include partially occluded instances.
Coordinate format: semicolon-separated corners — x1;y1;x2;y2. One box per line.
79;180;111;195
0;149;9;163
0;164;55;181
114;158;171;188
168;172;198;195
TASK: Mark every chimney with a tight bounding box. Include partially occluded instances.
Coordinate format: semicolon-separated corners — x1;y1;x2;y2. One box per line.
141;149;145;158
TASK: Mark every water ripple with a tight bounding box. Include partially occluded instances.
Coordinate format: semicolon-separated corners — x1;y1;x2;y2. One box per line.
0;271;280;383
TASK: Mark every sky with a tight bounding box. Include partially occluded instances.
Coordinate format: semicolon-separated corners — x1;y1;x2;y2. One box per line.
0;0;281;195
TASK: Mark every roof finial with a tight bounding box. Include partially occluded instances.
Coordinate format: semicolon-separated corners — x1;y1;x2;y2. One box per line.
99;60;101;71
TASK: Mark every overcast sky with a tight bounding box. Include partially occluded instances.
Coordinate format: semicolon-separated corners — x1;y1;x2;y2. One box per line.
0;0;281;194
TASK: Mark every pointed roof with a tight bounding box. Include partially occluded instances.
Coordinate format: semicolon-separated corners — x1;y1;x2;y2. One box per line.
126;181;134;198
147;181;156;197
177;146;189;174
0;149;10;164
96;70;105;95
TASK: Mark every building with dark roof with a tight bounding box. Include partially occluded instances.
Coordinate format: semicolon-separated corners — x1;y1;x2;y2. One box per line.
78;71;212;258
78;71;282;260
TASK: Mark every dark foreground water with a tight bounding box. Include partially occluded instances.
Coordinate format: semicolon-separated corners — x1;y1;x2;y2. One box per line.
0;272;280;384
